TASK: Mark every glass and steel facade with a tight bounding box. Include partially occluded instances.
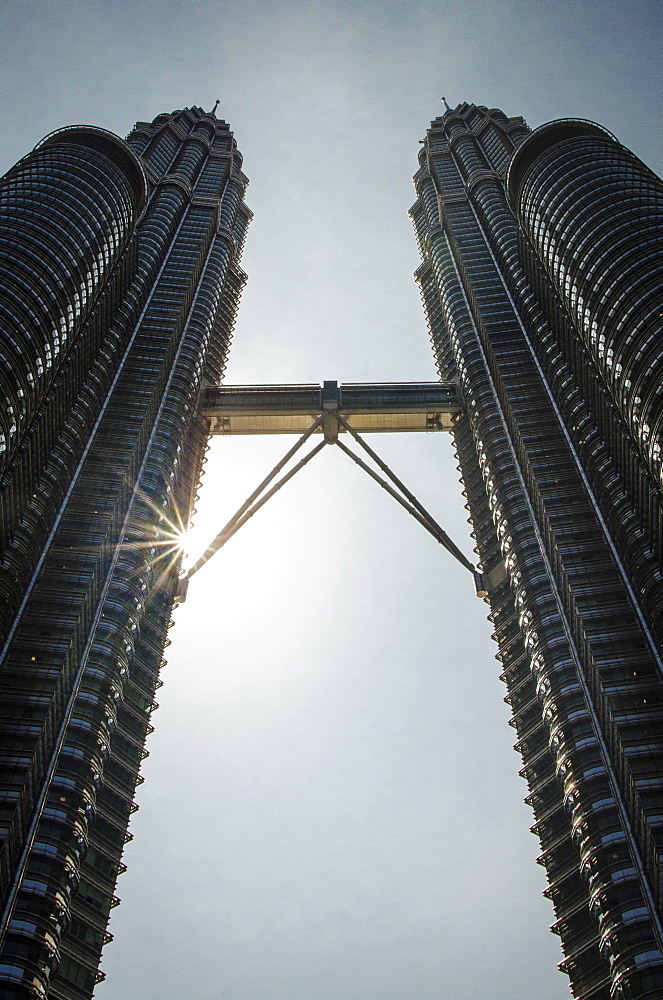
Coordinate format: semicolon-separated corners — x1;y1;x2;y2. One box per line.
0;106;251;998
411;103;663;999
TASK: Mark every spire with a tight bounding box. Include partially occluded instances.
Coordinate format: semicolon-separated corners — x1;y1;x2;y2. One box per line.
210;99;220;117
441;96;451;113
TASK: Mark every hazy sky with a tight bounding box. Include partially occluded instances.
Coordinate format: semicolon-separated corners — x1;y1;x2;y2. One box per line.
2;1;662;998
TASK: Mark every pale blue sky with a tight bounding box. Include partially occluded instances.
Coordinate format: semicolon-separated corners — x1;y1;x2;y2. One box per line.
1;1;661;998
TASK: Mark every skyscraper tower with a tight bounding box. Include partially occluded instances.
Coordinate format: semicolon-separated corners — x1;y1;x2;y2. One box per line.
0;107;251;998
411;104;663;999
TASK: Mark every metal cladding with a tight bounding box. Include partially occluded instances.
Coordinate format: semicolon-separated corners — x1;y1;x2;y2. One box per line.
0;108;251;998
411;103;663;998
507;119;663;498
0;128;146;475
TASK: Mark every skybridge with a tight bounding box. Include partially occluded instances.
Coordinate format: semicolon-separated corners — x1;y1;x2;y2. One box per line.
201;380;461;436
180;380;487;599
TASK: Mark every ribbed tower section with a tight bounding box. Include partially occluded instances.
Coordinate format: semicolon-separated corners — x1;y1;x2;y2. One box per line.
0;129;146;631
506;121;663;641
411;103;663;999
0;106;251;999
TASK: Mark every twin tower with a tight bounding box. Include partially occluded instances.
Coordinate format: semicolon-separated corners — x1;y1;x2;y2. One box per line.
0;103;662;999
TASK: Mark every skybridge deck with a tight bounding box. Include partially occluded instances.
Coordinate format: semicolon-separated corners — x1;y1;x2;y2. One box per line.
201;380;462;435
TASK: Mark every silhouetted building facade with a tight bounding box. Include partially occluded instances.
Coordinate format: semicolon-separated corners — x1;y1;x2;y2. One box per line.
411;104;663;998
3;96;663;1000
0;107;251;998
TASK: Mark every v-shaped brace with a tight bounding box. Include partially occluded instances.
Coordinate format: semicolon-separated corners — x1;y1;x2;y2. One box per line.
177;414;487;601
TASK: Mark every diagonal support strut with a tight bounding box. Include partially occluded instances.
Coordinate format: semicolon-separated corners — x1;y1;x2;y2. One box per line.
183;421;327;585
331;410;476;574
334;437;475;573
